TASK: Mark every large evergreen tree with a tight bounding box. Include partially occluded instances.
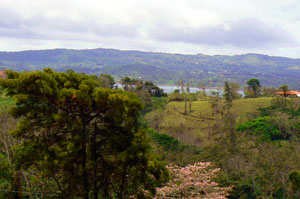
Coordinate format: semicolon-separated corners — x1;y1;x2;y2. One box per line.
0;69;168;199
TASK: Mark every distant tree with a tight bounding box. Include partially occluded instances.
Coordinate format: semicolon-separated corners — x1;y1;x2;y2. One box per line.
98;73;115;88
222;82;237;148
262;87;277;97
223;81;233;114
144;81;166;97
121;77;166;98
229;82;241;99
120;76;133;90
246;78;261;98
179;80;184;93
0;69;168;199
278;84;289;98
186;83;192;113
198;80;206;93
198;81;207;101
173;89;180;94
209;95;223;134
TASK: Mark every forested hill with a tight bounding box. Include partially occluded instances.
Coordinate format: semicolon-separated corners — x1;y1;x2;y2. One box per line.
0;48;300;88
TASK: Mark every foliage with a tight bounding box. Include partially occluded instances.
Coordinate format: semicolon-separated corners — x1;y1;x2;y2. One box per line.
147;129;182;151
278;84;289;97
289;170;300;193
229;82;241;99
261;87;277;97
145;95;300;199
0;109;20;199
2;49;300;88
0;69;168;198
245;78;261;98
121;76;167;97
97;73;115;88
236;116;286;141
0;98;14;109
223;81;233;114
0;154;10;198
168;92;198;102
155;162;232;199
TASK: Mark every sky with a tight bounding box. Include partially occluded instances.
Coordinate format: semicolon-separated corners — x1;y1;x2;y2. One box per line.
0;0;300;58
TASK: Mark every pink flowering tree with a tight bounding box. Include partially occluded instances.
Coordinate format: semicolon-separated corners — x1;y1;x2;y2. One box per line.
155;162;231;199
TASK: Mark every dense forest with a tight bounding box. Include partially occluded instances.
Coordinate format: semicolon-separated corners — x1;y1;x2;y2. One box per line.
1;69;300;198
0;48;300;88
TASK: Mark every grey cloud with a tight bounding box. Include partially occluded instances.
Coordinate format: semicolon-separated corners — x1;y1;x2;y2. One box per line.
0;7;23;29
150;18;297;48
0;7;139;41
0;28;46;40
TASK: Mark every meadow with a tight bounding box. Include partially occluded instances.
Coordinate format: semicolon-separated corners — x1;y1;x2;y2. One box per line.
0;97;14;109
147;97;273;145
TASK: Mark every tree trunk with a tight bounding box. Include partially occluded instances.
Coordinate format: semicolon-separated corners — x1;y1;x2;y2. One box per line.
92;124;99;199
9;171;21;199
118;164;127;199
82;126;89;199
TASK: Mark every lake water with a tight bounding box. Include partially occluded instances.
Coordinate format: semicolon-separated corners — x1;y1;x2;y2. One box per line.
116;84;244;96
159;85;218;94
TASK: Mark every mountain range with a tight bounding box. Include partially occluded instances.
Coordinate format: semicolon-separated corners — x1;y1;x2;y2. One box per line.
0;48;299;88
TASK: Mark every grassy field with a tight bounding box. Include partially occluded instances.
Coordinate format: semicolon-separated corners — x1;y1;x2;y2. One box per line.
0;97;14;110
147;97;273;146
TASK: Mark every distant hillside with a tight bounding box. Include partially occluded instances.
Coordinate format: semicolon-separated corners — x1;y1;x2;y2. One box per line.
0;48;300;88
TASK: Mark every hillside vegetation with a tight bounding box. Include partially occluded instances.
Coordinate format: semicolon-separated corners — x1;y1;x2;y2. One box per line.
1;70;300;198
146;94;300;198
1;48;300;88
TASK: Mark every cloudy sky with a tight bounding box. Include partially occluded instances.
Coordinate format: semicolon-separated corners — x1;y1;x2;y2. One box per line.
0;0;300;58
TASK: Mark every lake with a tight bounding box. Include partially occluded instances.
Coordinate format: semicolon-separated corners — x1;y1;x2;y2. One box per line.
116;84;244;96
159;85;245;96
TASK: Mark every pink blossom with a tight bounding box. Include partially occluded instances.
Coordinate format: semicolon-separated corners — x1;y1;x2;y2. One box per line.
155;162;232;199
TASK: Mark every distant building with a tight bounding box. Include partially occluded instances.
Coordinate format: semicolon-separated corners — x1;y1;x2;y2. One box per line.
276;90;300;97
0;69;7;79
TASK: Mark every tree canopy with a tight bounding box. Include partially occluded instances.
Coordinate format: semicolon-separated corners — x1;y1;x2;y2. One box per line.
278;84;289;98
0;69;168;199
246;78;261;98
97;73;115;89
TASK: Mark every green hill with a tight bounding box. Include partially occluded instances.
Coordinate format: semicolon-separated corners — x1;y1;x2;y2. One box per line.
0;48;300;88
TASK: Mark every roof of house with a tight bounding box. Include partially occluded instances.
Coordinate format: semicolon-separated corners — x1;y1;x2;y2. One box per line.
275;90;300;95
0;69;7;78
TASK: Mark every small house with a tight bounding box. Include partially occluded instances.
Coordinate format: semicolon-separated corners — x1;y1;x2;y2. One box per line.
275;90;300;97
0;69;7;79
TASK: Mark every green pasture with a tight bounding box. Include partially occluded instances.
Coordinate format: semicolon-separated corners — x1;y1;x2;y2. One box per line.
149;97;273;146
0;97;14;110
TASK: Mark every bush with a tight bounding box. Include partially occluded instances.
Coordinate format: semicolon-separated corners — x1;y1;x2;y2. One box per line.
147;129;183;151
236;116;281;141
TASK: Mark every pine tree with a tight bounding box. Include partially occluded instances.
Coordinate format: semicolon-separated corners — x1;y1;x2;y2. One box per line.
223;81;233;114
0;69;168;199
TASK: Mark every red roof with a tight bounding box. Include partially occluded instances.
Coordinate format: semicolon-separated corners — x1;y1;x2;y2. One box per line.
0;70;7;78
276;90;300;95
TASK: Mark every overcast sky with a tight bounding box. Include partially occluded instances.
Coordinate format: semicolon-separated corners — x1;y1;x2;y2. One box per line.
0;0;300;58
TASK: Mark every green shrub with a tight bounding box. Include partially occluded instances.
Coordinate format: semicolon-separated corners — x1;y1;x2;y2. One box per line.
237;116;281;141
147;129;183;151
